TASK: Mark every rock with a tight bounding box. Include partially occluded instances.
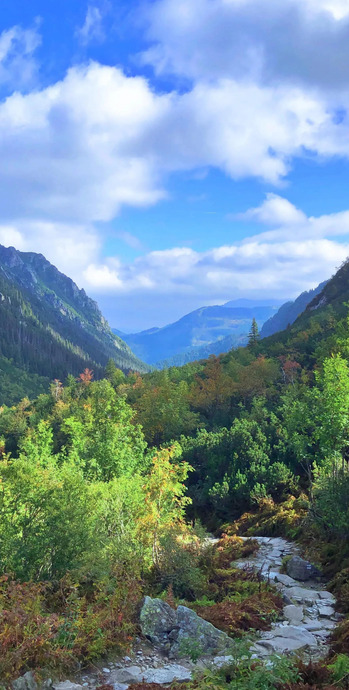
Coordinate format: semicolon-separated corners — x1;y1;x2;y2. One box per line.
286;556;321;582
112;684;129;690
274;573;297;587
171;605;233;659
140;596;177;648
318;605;335;617
287;586;321;604
142;665;192;684
283;604;304;625
110;667;143;685
13;673;38;690
318;591;336;602
140;597;233;659
53;684;83;690
259;626;317;654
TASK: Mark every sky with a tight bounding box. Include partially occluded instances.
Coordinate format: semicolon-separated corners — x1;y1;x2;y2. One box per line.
1;1;349;330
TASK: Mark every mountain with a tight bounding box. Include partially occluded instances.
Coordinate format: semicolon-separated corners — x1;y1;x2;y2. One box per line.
0;245;148;404
114;303;279;367
260;281;328;339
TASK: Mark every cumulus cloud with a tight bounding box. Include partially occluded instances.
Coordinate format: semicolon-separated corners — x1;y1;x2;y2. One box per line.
0;63;169;223
1;59;349;239
80;200;349;310
1;5;349;328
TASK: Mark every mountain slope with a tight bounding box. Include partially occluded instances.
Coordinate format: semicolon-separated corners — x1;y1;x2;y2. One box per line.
116;304;278;366
0;245;148;403
260;281;328;339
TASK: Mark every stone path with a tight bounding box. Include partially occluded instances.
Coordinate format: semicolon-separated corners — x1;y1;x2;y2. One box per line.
46;537;340;690
233;536;339;660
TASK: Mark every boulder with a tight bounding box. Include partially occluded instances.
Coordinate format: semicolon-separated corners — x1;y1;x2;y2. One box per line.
13;673;38;690
171;606;233;659
286;556;320;582
139;597;233;660
140;596;177;648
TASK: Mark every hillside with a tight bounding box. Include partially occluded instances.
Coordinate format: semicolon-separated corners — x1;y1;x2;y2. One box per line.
0;245;148;404
260;281;327;338
116;303;278;366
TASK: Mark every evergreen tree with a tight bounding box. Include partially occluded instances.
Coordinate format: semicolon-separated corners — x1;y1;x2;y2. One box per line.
248;317;260;347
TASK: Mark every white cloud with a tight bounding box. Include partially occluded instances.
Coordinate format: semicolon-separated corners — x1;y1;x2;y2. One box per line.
79;200;349;307
0;220;100;280
77;5;105;45
0;23;41;90
141;0;349;91
238;194;349;243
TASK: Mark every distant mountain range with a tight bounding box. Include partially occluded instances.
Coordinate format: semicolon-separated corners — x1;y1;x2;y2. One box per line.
114;300;283;367
0;241;332;403
260;282;328;339
0;245;148;404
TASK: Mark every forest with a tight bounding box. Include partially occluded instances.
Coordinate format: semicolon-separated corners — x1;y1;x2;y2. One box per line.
1;262;349;689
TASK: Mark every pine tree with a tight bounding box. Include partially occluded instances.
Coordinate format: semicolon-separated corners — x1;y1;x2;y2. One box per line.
248;317;260;347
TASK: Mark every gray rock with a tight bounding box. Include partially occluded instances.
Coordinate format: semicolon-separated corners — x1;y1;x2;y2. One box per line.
171;605;233;659
110;667;143;685
112;684;129;690
53;684;83;690
142;665;192;684
258;626;317;654
318;591;336;602
287;586;321;604
283;604;304;625
274;573;297;587
140;596;177;647
13;673;38;690
318;605;335;617
286;556;320;582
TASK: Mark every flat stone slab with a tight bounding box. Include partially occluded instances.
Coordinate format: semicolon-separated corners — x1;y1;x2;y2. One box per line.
271;572;297;587
287;587;321;604
318;605;335;617
142;665;193;684
283;604;304;625
318;591;336;602
110;667;143;685
259;626;317;654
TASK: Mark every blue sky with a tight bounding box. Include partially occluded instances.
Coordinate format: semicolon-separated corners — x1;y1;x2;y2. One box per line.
1;0;349;330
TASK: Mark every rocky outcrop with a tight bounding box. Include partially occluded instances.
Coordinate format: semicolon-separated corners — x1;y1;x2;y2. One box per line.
140;597;234;658
286;555;321;581
140;597;177;650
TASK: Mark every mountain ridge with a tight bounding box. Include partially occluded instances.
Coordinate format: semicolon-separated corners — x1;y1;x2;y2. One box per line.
115;302;279;366
0;245;148;404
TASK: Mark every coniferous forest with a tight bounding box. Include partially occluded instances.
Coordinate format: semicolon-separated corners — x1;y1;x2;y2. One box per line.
1;258;349;688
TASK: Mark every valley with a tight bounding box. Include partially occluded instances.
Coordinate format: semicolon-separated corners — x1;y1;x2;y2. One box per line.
1;255;349;689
